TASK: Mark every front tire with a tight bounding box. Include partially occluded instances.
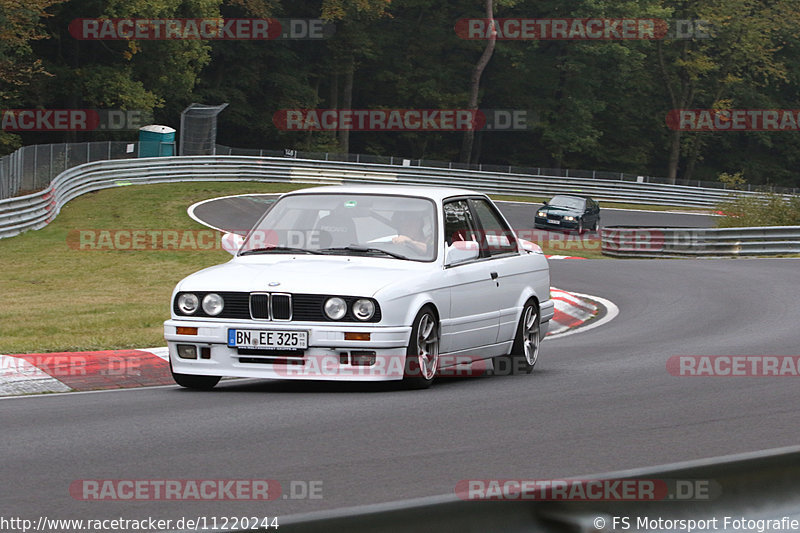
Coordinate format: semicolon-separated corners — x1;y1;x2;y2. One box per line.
403;306;439;389
494;300;541;376
170;359;220;390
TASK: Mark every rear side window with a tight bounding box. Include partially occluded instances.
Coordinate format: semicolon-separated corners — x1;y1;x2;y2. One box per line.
443;200;480;246
469;199;518;256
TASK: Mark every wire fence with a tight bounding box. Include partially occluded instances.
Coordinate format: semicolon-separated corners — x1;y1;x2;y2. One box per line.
0;142;140;199
1;141;797;200
214;144;798;194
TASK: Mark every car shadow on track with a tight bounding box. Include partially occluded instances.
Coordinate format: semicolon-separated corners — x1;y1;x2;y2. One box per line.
169;365;555;394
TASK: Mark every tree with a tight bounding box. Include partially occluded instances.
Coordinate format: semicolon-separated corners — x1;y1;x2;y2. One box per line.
0;0;64;152
655;0;800;183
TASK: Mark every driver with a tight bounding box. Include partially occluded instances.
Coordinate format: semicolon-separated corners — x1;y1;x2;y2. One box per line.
391;212;431;255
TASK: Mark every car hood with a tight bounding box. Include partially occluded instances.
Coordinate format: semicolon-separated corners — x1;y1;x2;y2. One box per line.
540;205;581;216
176;255;432;297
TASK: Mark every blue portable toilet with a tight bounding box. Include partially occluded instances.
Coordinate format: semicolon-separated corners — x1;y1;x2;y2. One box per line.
138;125;176;157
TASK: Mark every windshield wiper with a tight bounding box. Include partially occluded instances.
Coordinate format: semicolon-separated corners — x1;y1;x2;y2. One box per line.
320;245;411;260
240;246;322;256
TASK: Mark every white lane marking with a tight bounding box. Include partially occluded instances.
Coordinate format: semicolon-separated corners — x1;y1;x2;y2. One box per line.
187;193;281;232
546;292;619;340
0;378;267;401
0;383;179;400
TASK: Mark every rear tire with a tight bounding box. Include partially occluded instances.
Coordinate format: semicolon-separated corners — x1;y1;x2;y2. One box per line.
402;306;439;389
493;300;541;376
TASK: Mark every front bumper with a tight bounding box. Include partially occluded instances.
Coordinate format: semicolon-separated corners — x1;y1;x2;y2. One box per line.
534;216;579;230
164;319;412;381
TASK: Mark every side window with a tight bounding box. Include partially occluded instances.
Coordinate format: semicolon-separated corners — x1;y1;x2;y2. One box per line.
469;199;518;256
443;200;479;246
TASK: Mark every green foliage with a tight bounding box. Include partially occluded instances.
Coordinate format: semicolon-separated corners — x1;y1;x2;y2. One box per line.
718;171;746;190
716;189;800;228
1;0;800;190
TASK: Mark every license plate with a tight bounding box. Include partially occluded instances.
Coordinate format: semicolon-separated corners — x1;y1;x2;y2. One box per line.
228;329;308;349
547;219;560;225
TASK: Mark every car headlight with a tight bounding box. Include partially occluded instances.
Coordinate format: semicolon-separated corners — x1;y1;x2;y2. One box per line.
177;293;199;315
352;299;375;321
202;293;224;316
564;216;575;221
537;211;546;217
324;297;347;320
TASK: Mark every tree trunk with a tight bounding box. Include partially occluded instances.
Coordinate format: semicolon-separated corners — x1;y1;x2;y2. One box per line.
338;55;354;154
667;129;681;183
329;72;338;109
459;0;496;164
683;136;704;183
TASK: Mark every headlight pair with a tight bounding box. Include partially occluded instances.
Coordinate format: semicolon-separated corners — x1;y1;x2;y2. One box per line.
324;297;375;321
177;293;224;316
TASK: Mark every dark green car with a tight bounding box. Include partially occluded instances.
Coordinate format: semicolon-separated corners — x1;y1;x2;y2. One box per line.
534;194;600;234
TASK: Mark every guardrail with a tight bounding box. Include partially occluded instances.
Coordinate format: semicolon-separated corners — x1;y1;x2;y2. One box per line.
601;226;800;257
0;155;789;240
0;141;141;199
222;445;800;532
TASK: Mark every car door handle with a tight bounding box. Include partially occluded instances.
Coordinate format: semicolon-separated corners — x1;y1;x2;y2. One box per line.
490;272;498;280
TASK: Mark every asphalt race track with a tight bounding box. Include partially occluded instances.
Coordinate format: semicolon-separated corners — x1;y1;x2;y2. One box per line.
190;194;716;234
3;195;796;527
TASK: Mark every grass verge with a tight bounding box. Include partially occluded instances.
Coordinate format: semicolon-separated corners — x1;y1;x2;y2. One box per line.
0;182;305;354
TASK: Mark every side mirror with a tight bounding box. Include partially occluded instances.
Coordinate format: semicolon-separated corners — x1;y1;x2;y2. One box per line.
542;200;548;205
445;240;480;266
221;232;246;255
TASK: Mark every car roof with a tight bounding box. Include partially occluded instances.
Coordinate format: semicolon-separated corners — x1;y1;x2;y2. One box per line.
286;184;484;202
550;194;593;201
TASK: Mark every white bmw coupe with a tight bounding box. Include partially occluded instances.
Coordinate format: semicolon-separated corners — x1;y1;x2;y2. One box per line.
164;185;554;389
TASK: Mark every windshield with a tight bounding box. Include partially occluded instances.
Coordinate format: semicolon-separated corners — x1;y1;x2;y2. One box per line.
549;195;586;210
239;193;437;261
